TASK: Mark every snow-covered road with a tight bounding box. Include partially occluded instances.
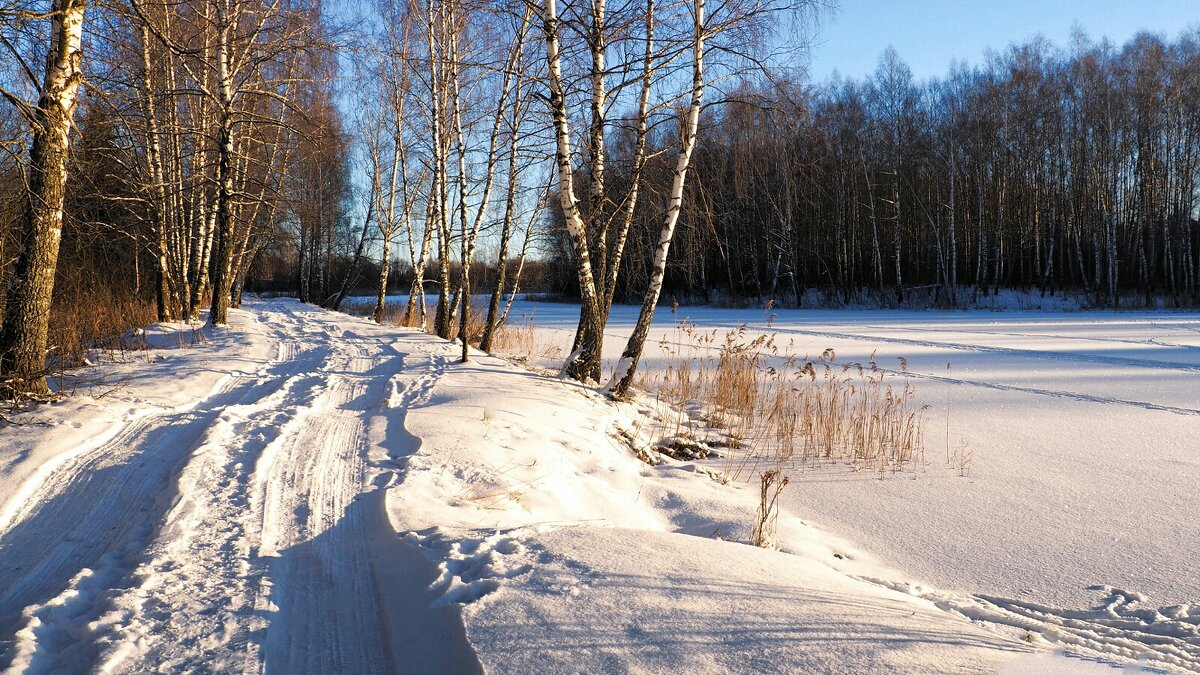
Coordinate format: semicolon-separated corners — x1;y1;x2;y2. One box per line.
0;302;478;673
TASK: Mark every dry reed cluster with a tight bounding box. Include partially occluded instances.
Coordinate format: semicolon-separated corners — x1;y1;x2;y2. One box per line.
646;318;929;480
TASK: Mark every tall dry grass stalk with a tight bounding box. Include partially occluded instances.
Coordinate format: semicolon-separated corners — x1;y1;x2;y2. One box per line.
751;469;789;548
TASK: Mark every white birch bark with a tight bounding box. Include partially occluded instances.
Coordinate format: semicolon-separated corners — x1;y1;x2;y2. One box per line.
542;0;604;381
606;0;705;398
0;0;88;397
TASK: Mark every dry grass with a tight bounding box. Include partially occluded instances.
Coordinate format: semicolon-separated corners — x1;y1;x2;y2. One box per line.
344;297;931;481
643;317;930;480
336;296;561;365
488;315;538;357
47;290;159;371
460;301;489;345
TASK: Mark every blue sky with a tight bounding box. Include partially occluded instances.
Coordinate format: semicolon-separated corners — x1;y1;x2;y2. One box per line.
805;0;1200;81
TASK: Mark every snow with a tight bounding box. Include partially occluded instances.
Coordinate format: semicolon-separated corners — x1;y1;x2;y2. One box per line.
491;297;1200;670
0;297;1190;672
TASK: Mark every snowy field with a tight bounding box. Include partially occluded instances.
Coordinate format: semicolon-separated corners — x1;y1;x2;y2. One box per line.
497;300;1200;592
0;297;1195;672
486;298;1200;663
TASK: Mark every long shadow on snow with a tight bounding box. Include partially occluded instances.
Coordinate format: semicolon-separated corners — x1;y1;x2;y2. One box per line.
467;556;1046;673
255;484;484;675
254;337;483;675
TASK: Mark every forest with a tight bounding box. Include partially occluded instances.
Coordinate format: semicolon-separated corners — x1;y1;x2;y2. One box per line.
1;0;1199;399
564;33;1200;309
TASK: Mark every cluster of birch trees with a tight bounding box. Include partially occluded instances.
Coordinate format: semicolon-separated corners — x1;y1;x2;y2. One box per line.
0;0;338;397
0;0;803;399
582;31;1200;308
350;0;780;393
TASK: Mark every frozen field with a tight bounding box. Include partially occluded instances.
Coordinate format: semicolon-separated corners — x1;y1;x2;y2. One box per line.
494;299;1200;641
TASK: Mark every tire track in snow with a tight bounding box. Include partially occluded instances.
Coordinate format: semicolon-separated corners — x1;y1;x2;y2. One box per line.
76;304;478;673
247;318;479;673
246;328;402;673
637;317;1200;374
0;309;320;672
1;301;482;672
364;337;485;674
82;370;335;673
79;306;381;672
861;322;1200;353
971;590;1200;672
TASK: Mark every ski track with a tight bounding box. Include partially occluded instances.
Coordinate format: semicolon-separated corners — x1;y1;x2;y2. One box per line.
884;367;1200;417
699;322;1200;374
859;321;1200;352
0;302;459;674
603;327;1200;417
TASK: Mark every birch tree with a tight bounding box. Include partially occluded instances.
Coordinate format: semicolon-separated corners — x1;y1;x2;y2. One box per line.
539;0;661;382
605;0;704;398
0;0;88;398
131;0;325;325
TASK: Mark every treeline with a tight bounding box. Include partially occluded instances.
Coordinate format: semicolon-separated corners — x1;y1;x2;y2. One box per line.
19;0;1195;404
576;31;1200;307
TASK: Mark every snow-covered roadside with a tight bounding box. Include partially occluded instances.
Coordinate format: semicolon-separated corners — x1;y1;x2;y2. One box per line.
0;316;272;533
476;298;1200;667
369;309;1128;671
0;299;1155;672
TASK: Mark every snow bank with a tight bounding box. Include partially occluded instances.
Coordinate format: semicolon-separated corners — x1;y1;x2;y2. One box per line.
381;330;1120;671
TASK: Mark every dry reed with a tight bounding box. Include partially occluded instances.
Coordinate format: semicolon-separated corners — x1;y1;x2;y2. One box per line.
46;290;159;371
649;317;929;480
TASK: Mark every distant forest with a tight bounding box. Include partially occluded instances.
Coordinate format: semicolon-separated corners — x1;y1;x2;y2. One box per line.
553;32;1200;307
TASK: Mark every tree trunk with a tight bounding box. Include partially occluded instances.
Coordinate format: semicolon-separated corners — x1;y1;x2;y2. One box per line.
207;15;237;327
0;0;88;398
607;0;704;398
330;195;376;311
543;0;604;382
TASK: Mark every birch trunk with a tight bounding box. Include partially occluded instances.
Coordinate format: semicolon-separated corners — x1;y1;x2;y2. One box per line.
480;35;530;352
449;13;472;361
0;0;88;398
207;5;237;327
137;23;178;321
376;114;405;324
600;0;654;319
607;0;704;398
542;0;604;381
427;0;454;338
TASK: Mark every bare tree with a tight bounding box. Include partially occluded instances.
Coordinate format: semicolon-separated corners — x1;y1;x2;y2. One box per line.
606;0;704;398
0;0;88;398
